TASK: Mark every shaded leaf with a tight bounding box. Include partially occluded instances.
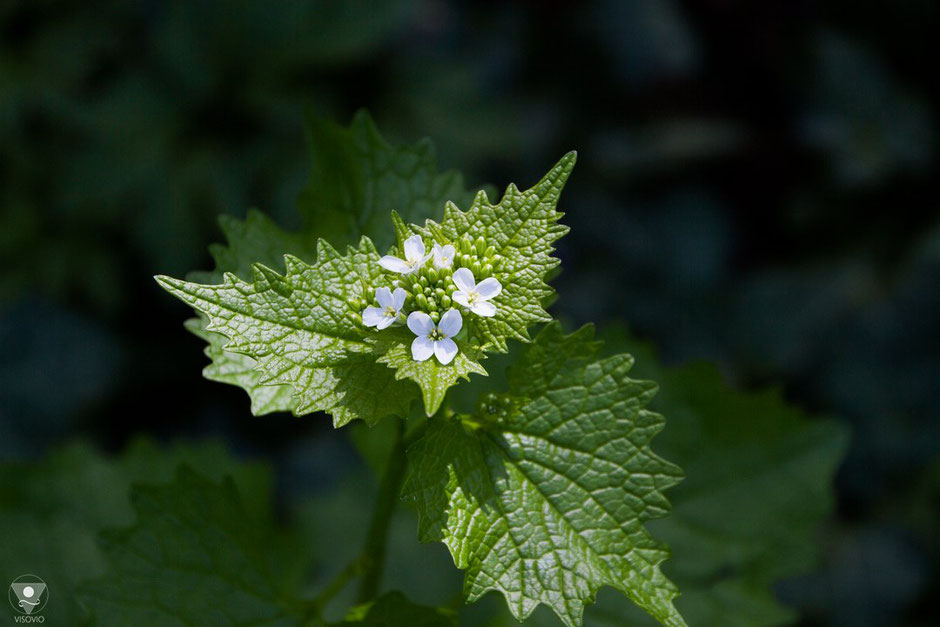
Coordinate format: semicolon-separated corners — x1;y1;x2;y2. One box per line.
404;324;686;627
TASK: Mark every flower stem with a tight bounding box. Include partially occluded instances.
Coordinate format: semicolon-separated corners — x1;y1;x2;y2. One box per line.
356;418;408;603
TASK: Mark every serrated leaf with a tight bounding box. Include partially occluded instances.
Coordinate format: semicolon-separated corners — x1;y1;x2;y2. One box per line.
179;112;477;417
156;238;418;427
185;315;297;415
412;152;575;352
376;327;487;416
0;439;273;625
338;590;457;626
190;210;321;284
80;467;296;626
506;322;601;397
299;110;475;252
403;324;686;627
588;328;849;627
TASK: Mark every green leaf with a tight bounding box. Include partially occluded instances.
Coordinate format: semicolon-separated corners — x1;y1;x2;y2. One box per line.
403;323;687;627
299;110;475;252
190;210;322;285
80;467;297;626
182;210;324;415
156;237;418;427
338;591;457;626
0;439;273;626
376;327;487;417
406;153;576;353
176;112;478;418
506;321;601;397
185;315;297;415
588;328;849;627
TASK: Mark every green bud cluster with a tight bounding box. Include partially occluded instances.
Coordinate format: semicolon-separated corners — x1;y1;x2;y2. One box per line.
453;234;503;280
403;261;455;319
478;392;514;421
352;234;506;325
346;283;373;325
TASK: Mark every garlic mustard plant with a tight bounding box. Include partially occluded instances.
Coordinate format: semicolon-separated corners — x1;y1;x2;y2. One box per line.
155;121;695;627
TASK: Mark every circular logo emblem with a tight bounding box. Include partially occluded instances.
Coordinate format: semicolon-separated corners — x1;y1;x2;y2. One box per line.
9;575;48;615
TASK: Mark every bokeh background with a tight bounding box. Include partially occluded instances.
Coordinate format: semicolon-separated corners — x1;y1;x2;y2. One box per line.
1;1;938;625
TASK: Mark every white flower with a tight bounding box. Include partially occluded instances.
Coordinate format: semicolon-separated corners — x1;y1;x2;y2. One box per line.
407;309;462;364
379;235;430;275
431;243;455;269
362;287;406;330
452;268;501;317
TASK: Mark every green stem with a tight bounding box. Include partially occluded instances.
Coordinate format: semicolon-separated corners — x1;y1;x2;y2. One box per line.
356;418;408;603
300;556;365;624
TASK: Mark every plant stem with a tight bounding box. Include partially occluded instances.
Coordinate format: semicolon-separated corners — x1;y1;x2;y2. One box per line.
356;418;408;603
300;556;365;624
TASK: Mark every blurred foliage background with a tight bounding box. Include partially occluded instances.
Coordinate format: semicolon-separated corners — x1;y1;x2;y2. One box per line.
0;1;937;625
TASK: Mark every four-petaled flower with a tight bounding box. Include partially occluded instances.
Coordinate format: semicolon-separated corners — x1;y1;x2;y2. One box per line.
431;243;455;269
379;235;430;275
407;309;462;365
362;287;406;330
452;268;501;317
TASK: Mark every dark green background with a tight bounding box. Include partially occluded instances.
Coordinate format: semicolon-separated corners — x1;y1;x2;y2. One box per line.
1;1;937;625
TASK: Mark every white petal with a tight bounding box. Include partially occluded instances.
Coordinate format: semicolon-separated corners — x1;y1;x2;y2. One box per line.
471;301;497;317
433;244;455;269
411;336;434;361
375;286;393;308
378;256;409;273
438;309;463;336
391;287;407;311
475;277;502;300
403;235;425;262
434;338;458;365
452;267;476;293
376;315;396;330
407;311;434;336
362;307;384;328
452;292;471;309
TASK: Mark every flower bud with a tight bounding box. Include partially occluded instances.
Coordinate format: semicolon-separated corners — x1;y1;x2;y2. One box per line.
427;268;439;283
460;237;473;255
482;263;493;277
440;294;451;308
429;310;440;323
416;293;428;310
446;283;456;294
346;311;360;324
484;246;496;258
424;286;432;295
419;276;429;288
427;298;438;312
470;260;482;276
435;287;445;299
492;254;503;267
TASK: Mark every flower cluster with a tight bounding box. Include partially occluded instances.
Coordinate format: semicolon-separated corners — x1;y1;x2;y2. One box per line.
362;234;504;364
